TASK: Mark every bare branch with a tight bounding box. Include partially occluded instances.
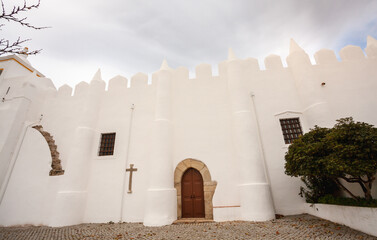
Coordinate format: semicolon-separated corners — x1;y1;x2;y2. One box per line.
0;37;41;56
340;176;360;183
1;0;5;16
0;0;46;30
0;0;46;55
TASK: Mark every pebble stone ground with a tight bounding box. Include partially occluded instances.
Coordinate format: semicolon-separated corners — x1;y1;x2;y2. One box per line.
0;214;376;240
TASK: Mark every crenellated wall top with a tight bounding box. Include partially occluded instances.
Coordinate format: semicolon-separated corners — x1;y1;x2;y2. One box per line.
54;36;377;98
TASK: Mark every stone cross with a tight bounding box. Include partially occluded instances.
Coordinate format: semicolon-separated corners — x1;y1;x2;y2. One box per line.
126;164;137;193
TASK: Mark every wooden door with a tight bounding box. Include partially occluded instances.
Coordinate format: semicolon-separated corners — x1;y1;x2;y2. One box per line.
181;168;205;218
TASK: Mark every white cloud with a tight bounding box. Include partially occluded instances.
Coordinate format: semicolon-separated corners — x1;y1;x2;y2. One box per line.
2;0;377;87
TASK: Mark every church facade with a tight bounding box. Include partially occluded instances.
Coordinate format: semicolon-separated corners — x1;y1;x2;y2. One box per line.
0;38;377;227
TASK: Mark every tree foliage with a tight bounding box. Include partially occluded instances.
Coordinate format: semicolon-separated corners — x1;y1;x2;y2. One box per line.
299;176;339;203
285;117;377;200
0;0;45;55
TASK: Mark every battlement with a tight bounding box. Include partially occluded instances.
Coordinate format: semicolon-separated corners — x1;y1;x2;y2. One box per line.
53;36;377;100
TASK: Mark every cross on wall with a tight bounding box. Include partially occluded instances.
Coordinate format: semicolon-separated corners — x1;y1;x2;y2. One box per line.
126;164;137;193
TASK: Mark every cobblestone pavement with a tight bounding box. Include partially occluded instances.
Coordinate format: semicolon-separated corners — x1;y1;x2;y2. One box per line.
0;214;376;240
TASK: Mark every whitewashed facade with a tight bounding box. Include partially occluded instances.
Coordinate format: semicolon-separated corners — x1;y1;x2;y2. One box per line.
0;37;377;227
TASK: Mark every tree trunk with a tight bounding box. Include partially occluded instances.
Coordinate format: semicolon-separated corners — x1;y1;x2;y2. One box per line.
364;177;373;200
365;188;372;200
334;178;358;200
340;176;374;200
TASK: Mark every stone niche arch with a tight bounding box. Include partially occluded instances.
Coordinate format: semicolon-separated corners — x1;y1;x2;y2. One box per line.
174;159;217;220
32;125;64;176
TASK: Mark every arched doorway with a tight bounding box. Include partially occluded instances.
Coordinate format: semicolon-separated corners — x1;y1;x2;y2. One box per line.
174;159;217;220
181;168;205;218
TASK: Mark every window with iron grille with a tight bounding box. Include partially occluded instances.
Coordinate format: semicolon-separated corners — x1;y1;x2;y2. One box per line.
98;133;116;156
279;118;303;144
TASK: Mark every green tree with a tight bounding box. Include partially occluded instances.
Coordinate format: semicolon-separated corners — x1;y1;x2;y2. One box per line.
285;117;377;200
298;176;339;203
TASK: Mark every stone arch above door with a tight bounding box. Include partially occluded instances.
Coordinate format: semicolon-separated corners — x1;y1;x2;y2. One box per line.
174;159;217;220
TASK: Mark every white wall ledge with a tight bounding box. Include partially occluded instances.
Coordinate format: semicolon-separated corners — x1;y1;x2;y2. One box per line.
305;203;377;237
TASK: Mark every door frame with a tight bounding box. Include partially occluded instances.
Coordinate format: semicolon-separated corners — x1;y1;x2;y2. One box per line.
174;158;217;220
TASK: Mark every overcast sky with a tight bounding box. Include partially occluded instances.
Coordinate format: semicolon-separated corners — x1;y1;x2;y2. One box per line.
2;0;377;88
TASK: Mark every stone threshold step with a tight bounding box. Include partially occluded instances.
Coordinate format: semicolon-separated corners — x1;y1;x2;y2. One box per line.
173;218;214;224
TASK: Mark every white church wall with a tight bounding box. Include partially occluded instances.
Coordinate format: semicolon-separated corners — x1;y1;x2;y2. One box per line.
37;78;106;226
0;127;53;226
25;77;56;121
33;73;157;225
228;56;277;221
0;96;30;193
172;72;240;215
120;87;155;223
239;55;292;219
84;78;156;223
312;48;377;199
0;60;31;80
41;84;84;171
1;37;377;227
144;65;179;226
83;84;130;223
319;54;377;126
243;66;308;215
0;74;51;206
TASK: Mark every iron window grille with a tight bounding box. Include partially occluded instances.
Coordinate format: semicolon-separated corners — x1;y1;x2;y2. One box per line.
98;133;116;156
279;118;303;144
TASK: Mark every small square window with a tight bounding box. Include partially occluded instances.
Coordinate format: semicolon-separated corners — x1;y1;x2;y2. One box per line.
279;118;303;144
98;133;116;156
